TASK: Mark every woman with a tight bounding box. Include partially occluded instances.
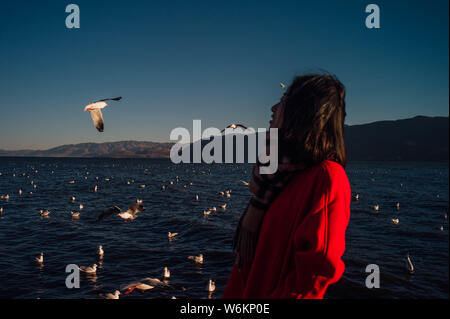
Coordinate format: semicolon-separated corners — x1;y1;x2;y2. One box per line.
223;73;351;299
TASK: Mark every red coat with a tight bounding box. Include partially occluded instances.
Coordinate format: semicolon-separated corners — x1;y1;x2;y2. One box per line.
223;160;351;299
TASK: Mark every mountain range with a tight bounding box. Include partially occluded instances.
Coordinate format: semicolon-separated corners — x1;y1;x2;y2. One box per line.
0;116;448;161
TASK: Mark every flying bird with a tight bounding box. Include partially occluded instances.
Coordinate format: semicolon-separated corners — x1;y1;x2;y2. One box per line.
84;97;122;132
96;203;145;222
97;206;121;221
221;124;248;133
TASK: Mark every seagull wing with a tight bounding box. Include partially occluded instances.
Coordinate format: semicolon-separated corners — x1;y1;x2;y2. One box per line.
221;124;248;133
128;203;145;215
90;108;104;132
98;96;122;102
97;206;121;221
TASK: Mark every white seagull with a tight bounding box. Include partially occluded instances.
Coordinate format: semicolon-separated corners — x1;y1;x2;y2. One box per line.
70;211;80;218
163;267;171;279
188;253;203;264
103;290;121;299
35;252;44;265
84;97;122;132
207;279;215;292
168;232;178;239
79;264;97;274
98;245;104;258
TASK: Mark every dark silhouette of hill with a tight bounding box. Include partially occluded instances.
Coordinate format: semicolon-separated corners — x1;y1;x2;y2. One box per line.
344;116;448;161
0;116;447;161
0;141;172;158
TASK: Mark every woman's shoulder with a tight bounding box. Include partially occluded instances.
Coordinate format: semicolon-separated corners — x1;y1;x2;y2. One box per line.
317;160;351;196
319;160;348;180
292;160;350;194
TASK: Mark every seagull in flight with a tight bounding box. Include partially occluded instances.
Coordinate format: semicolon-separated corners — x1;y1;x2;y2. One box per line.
84;97;122;132
96;203;145;221
221;124;248;133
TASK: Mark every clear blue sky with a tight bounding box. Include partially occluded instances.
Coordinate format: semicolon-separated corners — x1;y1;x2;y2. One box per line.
0;0;448;150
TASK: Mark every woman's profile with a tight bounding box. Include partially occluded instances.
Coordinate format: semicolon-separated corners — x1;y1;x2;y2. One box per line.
224;73;351;299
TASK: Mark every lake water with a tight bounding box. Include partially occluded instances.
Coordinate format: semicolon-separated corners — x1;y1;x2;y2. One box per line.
0;158;448;299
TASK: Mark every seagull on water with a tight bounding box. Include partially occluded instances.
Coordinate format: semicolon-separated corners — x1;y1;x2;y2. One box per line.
168;232;178;239
98;245;104;258
79;264;97;274
84;97;122;132
240;180;249;186
35;252;44;265
70;211;80;218
188;254;203;264
103;290;121;299
163;267;170;279
392;218;399;225
280;82;286;89
207;279;215;292
40;210;50;217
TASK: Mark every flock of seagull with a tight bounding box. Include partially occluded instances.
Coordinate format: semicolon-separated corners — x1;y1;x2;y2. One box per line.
352;191;447;274
0;166;237;299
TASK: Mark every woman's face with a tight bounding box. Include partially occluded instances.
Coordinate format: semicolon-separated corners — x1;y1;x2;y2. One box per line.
270;95;286;129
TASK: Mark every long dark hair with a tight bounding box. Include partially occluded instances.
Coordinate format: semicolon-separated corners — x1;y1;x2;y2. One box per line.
279;73;347;167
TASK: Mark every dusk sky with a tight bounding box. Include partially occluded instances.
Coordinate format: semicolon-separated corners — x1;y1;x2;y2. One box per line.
0;0;448;150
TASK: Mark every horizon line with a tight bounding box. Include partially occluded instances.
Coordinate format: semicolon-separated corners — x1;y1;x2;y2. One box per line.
1;114;448;152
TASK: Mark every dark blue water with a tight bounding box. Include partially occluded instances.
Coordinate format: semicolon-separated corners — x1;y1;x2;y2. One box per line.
0;158;448;299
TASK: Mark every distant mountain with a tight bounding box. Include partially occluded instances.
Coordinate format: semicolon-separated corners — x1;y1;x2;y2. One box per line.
0;116;448;161
345;116;448;161
0;141;173;158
